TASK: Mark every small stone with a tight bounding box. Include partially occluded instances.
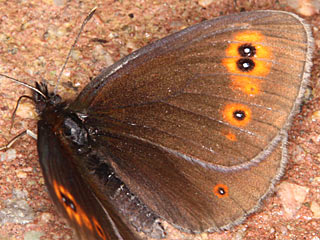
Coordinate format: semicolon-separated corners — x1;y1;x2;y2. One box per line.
0;148;16;162
287;0;320;16
93;45;114;67
313;177;320;183
70;49;82;61
291;145;306;163
198;0;214;7
0;198;34;224
16;101;36;119
310;201;320;218
13;189;28;199
40;212;54;223
278;181;309;218
53;0;66;6
311;110;320;121
24;231;44;240
16;171;28;179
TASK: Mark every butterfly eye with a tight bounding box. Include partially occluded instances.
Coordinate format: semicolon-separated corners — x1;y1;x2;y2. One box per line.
62;117;88;146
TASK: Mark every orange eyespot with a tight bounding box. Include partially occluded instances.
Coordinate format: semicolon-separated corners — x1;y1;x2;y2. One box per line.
213;184;229;198
222;103;251;127
222;50;272;77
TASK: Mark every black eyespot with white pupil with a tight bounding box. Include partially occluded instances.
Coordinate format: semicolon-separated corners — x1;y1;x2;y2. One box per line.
233;110;246;121
238;44;256;57
236;44;256;72
237;58;255;72
61;192;77;211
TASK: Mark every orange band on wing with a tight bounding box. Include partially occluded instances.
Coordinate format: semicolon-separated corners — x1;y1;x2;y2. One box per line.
222;31;273;96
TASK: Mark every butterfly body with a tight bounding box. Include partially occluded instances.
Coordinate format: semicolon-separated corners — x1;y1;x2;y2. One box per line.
35;83;164;239
33;10;313;239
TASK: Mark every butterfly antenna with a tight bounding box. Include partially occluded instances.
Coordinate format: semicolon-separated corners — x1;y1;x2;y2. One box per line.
0;73;47;99
0;73;43;133
54;7;97;93
9;95;33;133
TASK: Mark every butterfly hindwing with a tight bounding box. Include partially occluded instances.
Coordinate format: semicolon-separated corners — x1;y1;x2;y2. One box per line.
37;119;142;240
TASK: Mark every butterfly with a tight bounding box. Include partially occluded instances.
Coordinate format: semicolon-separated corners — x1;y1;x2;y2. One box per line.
1;9;313;240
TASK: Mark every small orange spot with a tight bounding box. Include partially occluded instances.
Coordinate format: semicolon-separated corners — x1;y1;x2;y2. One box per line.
82;213;93;231
53;180;60;199
230;76;260;96
233;31;263;42
222;103;251;127
93;218;107;240
225;131;237;141
74;210;82;227
213;184;229;198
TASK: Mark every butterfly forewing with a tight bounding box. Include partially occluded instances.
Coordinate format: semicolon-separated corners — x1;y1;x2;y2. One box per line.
72;11;310;169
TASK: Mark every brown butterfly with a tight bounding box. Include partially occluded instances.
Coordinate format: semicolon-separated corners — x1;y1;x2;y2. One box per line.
2;9;314;239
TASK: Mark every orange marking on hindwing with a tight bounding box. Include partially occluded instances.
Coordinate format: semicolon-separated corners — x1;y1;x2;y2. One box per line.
213;183;229;198
52;180;93;232
93;217;108;240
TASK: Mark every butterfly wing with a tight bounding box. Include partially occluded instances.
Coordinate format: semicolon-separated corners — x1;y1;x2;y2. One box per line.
73;10;312;168
91;128;285;232
37;120;142;240
70;11;313;232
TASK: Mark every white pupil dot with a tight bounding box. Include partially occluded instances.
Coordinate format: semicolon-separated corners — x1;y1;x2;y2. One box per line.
219;188;225;194
236;112;243;118
70;203;75;210
243;62;250;68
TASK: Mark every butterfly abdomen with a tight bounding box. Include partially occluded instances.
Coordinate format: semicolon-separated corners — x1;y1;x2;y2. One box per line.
86;152;165;238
